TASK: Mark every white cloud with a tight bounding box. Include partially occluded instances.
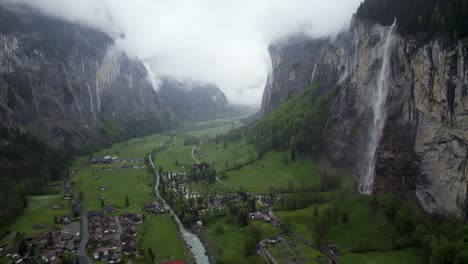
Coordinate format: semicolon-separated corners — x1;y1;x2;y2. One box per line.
2;0;361;105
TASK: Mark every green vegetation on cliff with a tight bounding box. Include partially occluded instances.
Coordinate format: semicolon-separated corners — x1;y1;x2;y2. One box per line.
249;83;336;157
357;0;468;38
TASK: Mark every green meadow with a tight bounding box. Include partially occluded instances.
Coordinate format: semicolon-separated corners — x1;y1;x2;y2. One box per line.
223;151;321;194
9;195;71;236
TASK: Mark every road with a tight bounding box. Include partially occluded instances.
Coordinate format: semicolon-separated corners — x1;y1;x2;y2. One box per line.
78;209;93;264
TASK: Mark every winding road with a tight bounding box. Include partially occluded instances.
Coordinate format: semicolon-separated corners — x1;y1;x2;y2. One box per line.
78;209;92;264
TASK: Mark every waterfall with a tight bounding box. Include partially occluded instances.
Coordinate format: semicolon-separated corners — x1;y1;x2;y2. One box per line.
360;19;397;194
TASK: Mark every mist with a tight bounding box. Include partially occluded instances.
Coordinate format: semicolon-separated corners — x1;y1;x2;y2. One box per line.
2;0;362;105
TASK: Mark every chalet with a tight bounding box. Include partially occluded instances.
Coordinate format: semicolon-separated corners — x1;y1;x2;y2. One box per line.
99;186;107;191
104;238;119;250
120;234;134;245
123;225;138;237
63;194;73;200
249;212;265;220
144;202;165;214
109;253;122;264
106;204;117;214
65;241;77;253
34;223;46;229
94;247;109;260
122;212;143;224
121;241;138;255
41;251;56;263
52;205;64;210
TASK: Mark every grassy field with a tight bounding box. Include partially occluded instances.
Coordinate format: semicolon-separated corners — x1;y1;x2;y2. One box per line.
93;133;171;159
185;122;241;138
9;195;70;236
154;138;194;172
203;218;280;263
275;195;423;263
71;166;154;212
222;151;320;194
140;214;186;261
340;248;423;264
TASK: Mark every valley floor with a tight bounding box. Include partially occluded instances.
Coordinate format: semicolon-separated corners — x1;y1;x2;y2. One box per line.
3;118;423;264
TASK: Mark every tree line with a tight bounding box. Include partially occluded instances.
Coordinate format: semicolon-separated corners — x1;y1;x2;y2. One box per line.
356;0;468;39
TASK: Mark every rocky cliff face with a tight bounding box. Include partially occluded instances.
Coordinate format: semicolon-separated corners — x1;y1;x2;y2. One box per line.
260;19;468;216
0;5;170;151
261;37;328;115
158;78;239;122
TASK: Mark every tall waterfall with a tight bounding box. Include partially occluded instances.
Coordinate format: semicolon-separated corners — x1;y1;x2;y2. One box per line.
360;19;397;194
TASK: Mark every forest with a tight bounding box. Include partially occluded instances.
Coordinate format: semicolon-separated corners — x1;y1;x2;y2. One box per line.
248;83;337;158
356;0;468;39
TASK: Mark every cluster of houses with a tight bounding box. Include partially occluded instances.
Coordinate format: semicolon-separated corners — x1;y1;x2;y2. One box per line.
87;211;144;263
17;230;80;264
249;211;282;227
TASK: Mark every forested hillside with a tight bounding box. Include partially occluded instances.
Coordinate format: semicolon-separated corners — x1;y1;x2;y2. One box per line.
249;83;337;158
356;0;468;38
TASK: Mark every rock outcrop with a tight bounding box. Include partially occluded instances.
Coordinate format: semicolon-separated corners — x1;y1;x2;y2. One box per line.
260;18;468;216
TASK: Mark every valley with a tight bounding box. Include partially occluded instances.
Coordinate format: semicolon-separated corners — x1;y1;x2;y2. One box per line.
2;119;429;264
1;0;468;263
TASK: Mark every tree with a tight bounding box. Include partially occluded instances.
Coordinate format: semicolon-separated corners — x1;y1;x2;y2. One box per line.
125;195;130;207
18;238;28;256
148;248;155;263
244;224;261;256
291;148;296;161
78;191;84;202
101;199;105;208
341;212;349;223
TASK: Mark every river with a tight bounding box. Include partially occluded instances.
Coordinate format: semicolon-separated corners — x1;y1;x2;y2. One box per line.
148;154;209;264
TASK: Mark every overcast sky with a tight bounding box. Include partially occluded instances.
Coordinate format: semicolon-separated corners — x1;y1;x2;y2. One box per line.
4;0;361;105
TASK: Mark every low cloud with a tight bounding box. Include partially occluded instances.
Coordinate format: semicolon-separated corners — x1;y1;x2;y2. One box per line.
2;0;361;105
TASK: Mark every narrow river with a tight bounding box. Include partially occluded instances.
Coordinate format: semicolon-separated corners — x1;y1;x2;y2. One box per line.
148;154;209;264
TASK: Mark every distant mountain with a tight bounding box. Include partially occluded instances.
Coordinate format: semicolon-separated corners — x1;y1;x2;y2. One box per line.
158;78;242;122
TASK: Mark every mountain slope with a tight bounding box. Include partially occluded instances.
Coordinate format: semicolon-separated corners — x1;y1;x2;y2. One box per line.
259;10;468;215
158;78;241;122
0;4;171;227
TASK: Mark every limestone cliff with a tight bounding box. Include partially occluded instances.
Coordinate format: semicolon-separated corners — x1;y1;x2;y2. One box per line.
0;4;170;151
260;19;468;216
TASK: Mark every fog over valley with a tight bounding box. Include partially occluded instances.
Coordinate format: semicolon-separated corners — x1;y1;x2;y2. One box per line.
2;0;361;104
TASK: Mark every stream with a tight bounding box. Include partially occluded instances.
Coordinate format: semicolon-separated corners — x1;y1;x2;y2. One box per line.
148;154;209;264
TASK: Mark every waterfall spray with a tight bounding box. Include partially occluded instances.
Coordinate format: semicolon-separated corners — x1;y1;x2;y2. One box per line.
360;19;397;194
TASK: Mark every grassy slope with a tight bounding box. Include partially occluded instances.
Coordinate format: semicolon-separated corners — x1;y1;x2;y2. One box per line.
340;248;423;264
203;219;279;263
141;214;186;261
275;195;423;263
9;195;70;236
223;151;320;194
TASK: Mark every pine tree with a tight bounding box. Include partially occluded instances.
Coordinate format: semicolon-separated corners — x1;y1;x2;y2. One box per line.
291;148;296;161
18;238;28;256
125;195;130;207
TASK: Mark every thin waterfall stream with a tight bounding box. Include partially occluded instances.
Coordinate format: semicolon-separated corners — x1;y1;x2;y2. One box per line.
360;19;397;194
